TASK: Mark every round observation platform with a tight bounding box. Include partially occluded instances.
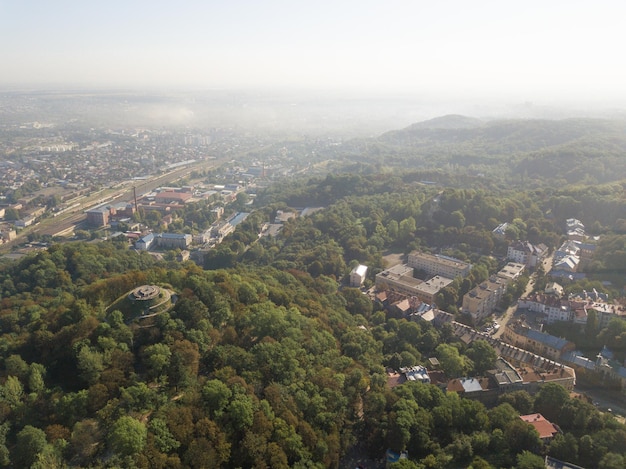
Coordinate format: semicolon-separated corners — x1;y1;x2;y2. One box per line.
129;285;161;301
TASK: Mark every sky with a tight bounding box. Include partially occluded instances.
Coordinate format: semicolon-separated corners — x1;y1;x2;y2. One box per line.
2;0;626;103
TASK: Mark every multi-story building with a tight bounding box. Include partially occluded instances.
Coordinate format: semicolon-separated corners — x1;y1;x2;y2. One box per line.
86;205;111;227
497;262;525;283
517;293;572;324
375;264;423;297
507;241;546;268
136;232;156;251
492;222;509;238
136;232;191;250
566;218;586;241
349;264;368;287
153;191;192;205
408;251;471;279
86;202;136;227
501;322;575;361
0;229;16;242
159;233;192;249
462;276;507;322
414;275;454;304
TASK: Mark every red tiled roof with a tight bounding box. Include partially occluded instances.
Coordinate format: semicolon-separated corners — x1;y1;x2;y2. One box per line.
520;413;559;439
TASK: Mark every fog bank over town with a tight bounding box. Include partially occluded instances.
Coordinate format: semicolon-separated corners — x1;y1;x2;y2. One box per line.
2;0;626;131
2;88;626;139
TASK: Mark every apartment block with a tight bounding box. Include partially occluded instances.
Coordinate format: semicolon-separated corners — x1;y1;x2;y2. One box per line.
408;251;471;279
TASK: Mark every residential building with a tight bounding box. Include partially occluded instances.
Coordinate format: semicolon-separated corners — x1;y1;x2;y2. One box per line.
136;232;191;250
507;241;546;268
14;215;36;228
349;264;368;287
545;456;585;469
501;322;575;361
497;262;526;283
0;229;16;242
462;276;507;322
136;232;156;251
414;275;453;304
517;293;572;325
566;218;586;241
399;365;430;384
159;233;192;249
520;414;559;443
408;251;471;279
375;264;423;297
554;240;580;261
592;302;626;330
492;222;509;238
86;205;111;226
553;255;579;273
274;210;297;224
86;202;136;227
545;282;564;297
566;218;585;232
154;191;192;205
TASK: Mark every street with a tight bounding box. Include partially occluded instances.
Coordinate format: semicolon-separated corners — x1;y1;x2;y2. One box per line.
493;253;553;339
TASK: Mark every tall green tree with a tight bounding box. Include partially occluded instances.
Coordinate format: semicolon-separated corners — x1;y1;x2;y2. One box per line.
108;416;147;457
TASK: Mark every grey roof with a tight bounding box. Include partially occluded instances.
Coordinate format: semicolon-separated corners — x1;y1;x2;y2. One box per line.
138;232;155;243
161;232;190;239
460;378;483;393
525;329;570;350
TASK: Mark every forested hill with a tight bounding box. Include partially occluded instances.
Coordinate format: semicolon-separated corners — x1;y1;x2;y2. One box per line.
339;116;626;185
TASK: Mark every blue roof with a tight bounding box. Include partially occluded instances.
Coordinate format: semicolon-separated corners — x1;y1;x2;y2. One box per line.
229;212;250;227
161;232;189;239
86;204;110;213
526;329;570;350
139;233;155;243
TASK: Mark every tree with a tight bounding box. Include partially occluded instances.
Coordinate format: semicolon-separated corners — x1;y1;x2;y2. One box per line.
0;422;9;467
389;460;421;469
469;456;493;469
435;343;470;378
466;340;497;375
533;383;569;422
76;346;105;385
28;363;47;394
505;420;542;455
598;452;625;469
2;375;24;408
108;416;147;457
515;450;545;469
548;432;578;463
142;343;172;380
148;417;180;453
586;308;599;338
498;391;534;415
341;287;373;317
227;394;254;432
450;210;466;229
202;379;232;417
3;207;19;221
488;403;519;430
14;425;48;468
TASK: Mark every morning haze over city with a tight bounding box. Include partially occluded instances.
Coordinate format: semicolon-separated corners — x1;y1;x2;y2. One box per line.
3;2;626;469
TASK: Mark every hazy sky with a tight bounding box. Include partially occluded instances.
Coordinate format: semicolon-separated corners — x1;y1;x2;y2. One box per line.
2;0;625;102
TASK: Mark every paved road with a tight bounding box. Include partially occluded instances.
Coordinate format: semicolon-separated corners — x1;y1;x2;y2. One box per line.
493;275;534;339
493;254;553;338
